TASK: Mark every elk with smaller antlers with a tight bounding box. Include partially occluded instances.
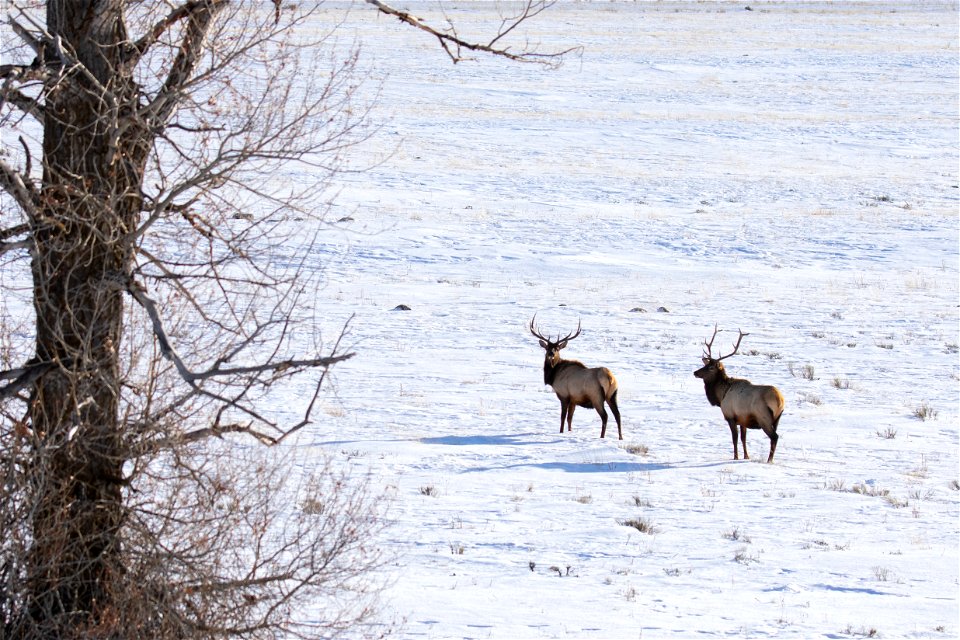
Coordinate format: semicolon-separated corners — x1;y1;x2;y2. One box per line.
693;326;785;462
530;316;622;439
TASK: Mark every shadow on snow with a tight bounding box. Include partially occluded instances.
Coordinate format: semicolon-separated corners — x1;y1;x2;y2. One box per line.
473;460;671;473
420;433;558;447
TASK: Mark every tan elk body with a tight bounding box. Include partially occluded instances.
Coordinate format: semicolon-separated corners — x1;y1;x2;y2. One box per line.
530;317;622;440
693;327;784;462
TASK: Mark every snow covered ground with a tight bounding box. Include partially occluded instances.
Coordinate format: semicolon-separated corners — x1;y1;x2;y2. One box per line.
284;2;958;638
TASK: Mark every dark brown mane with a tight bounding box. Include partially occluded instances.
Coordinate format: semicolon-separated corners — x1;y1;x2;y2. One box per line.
543;358;586;385
700;364;734;407
703;380;722;407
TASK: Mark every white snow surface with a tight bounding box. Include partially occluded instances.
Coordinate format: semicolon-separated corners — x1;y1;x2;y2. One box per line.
235;2;959;638
278;2;960;638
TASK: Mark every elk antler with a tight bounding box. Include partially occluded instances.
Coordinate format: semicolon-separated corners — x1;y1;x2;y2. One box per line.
719;329;748;360
703;325;749;361
702;324;720;359
530;315;551;343
530;315;581;347
556;320;582;348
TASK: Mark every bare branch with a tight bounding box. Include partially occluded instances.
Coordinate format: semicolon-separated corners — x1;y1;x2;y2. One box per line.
365;0;576;66
0;72;46;121
147;0;231;126
131;2;202;59
275;315;355;445
0;360;59;402
17;136;31;177
0;224;33;256
0;156;40;218
0;223;29;241
148;422;279;450
8;9;109;95
8;16;45;58
130;0;227;64
0;238;31;259
122;274;354;386
125;308;355;454
189;353;356;383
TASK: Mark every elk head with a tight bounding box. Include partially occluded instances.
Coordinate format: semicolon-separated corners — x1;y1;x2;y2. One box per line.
529;315;581;367
694;325;748;383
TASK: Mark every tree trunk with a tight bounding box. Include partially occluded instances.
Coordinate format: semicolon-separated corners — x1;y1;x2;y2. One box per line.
27;0;144;630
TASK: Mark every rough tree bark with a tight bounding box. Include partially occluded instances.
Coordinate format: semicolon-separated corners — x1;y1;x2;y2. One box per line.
28;1;152;625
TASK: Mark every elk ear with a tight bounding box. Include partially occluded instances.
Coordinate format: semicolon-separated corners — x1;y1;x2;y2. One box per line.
701;357;710;365
539;340;548;349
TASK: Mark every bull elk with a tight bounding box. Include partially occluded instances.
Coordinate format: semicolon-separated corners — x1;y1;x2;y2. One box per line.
530;316;622;440
693;326;785;463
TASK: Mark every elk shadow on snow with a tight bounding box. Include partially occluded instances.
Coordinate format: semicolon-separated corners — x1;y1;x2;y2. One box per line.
421;433;560;447
462;460;669;474
810;584;904;598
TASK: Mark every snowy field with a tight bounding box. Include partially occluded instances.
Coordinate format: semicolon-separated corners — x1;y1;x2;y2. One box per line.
284;2;960;638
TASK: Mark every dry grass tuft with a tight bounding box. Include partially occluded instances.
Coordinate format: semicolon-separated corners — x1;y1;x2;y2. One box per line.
618;517;657;535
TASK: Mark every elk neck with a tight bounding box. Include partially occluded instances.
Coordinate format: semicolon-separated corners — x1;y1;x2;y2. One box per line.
702;368;734;407
544;357;586;386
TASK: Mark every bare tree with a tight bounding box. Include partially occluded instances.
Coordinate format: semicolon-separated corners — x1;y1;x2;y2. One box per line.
0;0;567;637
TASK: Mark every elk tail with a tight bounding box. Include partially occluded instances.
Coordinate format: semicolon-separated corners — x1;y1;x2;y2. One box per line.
601;369;618;401
770;406;781;430
769;389;785;427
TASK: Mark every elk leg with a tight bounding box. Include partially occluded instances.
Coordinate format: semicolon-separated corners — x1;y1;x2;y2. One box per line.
740;425;749;460
596;404;608;439
764;427;779;463
608;393;623;440
559;400;568;434
567;403;575;432
726;418;739;460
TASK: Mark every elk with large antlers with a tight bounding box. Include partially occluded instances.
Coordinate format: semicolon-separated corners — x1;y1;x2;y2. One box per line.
530;316;622;439
693;326;785;462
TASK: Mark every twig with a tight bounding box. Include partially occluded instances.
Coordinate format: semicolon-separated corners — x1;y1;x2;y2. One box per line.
122;273;354;385
365;0;575;66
